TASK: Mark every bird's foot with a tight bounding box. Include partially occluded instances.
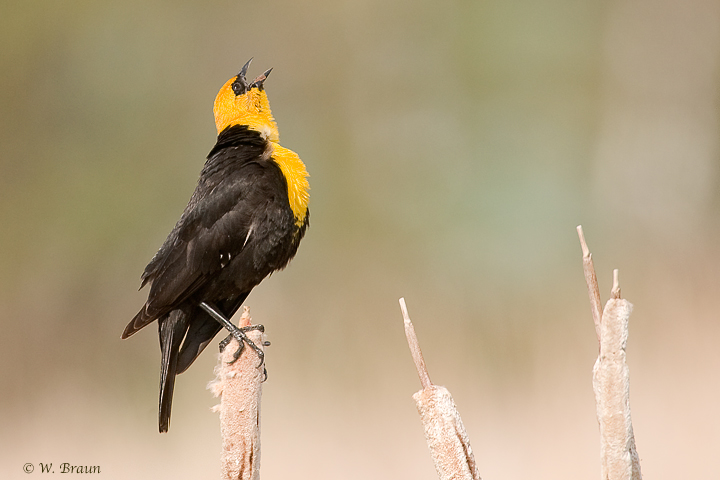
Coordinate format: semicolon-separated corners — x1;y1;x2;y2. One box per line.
219;324;265;365
199;301;268;370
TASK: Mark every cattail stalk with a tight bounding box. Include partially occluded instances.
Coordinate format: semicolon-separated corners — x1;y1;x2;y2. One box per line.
577;227;642;480
209;307;265;480
400;298;481;480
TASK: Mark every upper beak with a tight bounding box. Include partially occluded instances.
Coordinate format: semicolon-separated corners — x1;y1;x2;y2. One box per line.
238;58;253;82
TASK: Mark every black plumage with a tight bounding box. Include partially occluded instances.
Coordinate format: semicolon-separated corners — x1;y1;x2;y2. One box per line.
123;124;308;432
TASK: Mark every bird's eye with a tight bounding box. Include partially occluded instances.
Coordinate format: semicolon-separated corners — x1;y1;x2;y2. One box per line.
231;81;247;96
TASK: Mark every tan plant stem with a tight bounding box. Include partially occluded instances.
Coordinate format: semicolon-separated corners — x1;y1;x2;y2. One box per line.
209;307;265;480
400;298;481;480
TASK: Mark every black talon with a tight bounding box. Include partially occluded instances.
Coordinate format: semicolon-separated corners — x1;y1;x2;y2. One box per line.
219;333;233;352
229;325;265;366
199;301;266;367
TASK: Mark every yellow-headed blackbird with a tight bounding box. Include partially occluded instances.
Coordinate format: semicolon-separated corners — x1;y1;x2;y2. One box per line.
122;59;309;432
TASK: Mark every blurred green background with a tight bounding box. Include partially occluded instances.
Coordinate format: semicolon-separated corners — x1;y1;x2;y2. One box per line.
2;0;720;478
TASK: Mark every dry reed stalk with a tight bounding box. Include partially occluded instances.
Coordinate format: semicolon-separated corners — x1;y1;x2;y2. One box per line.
208;307;265;480
577;227;642;480
577;225;603;343
400;298;481;480
593;288;641;480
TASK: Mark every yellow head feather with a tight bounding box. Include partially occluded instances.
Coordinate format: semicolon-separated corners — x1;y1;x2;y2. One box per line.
213;78;279;142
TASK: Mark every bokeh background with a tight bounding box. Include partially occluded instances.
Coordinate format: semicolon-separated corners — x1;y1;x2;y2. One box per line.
2;0;720;478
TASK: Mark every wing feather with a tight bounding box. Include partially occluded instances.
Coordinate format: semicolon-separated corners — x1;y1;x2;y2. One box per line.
139;162;267;322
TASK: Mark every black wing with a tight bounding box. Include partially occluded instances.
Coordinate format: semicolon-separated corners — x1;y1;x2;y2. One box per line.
123;126;268;338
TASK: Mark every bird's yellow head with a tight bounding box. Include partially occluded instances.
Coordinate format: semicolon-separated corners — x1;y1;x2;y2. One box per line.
213;59;279;142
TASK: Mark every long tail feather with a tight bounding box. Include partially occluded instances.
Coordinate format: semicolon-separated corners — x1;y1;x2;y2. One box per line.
158;308;190;433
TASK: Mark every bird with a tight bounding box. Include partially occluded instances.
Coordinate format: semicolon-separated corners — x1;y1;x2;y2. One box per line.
122;59;309;433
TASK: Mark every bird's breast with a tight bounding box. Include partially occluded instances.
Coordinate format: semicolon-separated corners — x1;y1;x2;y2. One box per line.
270;143;310;227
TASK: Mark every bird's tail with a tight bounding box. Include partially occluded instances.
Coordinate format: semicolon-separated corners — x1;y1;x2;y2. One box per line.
158;308;190;433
